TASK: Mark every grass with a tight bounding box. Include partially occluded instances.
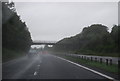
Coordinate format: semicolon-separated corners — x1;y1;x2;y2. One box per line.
2;48;26;62
75;51;119;57
81;53;119;57
57;55;119;74
51;51;119;57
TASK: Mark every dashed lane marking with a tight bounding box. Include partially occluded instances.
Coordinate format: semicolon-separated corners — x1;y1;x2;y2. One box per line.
34;71;37;76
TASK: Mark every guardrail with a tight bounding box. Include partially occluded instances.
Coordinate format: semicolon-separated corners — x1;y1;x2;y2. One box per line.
61;53;119;66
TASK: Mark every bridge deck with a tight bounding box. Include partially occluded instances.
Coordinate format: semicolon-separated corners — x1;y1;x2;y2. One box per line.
32;41;57;45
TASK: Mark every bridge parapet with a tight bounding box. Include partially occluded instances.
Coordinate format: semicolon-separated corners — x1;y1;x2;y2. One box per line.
32;40;57;45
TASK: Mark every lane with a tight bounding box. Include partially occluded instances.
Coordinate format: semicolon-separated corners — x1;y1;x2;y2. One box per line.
34;54;107;79
2;56;41;79
2;53;110;79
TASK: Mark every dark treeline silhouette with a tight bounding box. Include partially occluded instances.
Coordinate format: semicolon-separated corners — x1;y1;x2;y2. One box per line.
2;2;32;61
51;24;119;56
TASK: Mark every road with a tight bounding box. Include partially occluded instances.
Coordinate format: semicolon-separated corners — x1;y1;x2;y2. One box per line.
2;53;114;79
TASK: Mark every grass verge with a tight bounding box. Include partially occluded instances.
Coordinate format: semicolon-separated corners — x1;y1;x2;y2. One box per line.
75;50;119;57
57;55;119;75
2;48;26;62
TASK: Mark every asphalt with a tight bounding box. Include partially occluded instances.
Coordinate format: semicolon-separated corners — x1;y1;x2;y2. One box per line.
2;53;112;79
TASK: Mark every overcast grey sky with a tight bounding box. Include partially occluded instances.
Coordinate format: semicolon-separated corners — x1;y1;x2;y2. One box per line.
15;2;118;41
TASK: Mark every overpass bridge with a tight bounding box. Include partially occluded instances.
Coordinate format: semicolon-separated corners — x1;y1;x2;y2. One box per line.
32;40;57;45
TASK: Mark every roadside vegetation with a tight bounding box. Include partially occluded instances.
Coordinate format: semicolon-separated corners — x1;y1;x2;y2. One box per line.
2;48;26;62
2;2;32;62
48;24;119;57
57;54;118;74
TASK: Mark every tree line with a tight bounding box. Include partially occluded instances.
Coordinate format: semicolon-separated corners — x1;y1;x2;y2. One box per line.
2;2;32;53
51;24;119;56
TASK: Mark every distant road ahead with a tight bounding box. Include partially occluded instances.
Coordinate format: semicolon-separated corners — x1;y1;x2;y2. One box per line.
3;53;113;79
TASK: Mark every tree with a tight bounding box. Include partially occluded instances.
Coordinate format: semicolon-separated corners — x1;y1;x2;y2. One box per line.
2;2;32;53
52;24;118;55
110;25;120;52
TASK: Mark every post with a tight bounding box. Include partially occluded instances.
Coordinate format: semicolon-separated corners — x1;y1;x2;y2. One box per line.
91;57;93;61
95;58;97;62
110;59;112;65
106;59;108;65
118;60;120;69
82;56;83;59
100;58;102;64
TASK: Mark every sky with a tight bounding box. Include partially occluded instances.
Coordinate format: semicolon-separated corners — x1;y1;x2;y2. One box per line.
14;2;118;42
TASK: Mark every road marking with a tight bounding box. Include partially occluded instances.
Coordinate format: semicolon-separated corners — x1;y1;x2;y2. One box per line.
55;56;117;81
34;71;37;76
34;64;40;76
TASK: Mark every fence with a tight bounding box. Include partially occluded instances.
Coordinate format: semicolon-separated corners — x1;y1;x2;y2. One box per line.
62;53;119;66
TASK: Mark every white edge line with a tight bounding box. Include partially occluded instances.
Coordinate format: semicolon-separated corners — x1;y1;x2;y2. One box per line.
55;56;116;81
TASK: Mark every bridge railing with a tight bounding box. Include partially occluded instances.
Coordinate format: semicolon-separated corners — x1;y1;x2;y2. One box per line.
33;40;57;43
32;40;57;45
